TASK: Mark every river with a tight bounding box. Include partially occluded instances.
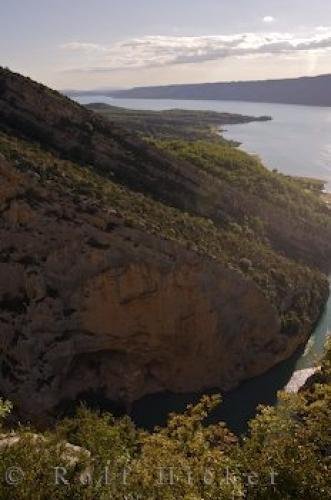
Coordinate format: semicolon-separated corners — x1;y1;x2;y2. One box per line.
133;282;330;433
74;95;331;433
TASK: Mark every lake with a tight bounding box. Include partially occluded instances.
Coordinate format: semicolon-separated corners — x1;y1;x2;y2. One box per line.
75;95;331;192
73;94;331;433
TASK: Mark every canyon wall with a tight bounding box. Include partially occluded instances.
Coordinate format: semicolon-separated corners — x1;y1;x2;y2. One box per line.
0;156;311;423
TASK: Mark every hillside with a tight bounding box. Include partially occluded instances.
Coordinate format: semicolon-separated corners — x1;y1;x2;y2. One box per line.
85;103;271;141
88;101;331;272
106;74;331;107
0;67;331;425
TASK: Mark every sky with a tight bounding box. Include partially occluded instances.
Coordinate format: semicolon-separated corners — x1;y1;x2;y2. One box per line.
1;0;331;90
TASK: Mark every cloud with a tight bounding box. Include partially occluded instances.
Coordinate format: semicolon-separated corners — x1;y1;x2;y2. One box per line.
316;26;331;32
61;42;108;53
263;16;275;23
61;28;331;73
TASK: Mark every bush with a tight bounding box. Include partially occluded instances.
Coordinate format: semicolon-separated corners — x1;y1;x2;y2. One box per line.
0;346;330;499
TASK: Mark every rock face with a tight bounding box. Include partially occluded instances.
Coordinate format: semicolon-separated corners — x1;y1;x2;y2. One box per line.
284;367;321;393
0;156;306;423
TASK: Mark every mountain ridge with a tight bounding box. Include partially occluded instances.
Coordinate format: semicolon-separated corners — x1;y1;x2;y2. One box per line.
78;74;331;107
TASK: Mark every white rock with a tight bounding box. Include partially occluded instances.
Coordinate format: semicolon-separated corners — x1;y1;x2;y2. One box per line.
284;367;320;393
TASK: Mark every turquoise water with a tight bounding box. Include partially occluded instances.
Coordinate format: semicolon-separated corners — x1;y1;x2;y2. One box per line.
294;281;331;370
74;95;331;432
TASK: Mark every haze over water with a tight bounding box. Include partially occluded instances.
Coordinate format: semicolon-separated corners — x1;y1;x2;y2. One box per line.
76;95;331;192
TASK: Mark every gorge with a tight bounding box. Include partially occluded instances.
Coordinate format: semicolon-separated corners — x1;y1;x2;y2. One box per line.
0;67;331;428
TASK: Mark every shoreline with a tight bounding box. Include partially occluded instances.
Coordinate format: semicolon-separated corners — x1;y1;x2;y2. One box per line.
70;94;331;109
322;191;331;207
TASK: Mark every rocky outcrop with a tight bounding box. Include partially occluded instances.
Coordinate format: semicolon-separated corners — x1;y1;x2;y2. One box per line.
0;155;319;424
284;367;321;392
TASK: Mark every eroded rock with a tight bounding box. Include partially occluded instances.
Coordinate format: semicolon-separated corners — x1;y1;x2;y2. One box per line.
0;157;326;425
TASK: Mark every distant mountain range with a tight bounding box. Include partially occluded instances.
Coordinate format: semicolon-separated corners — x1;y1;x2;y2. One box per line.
68;74;331;107
64;87;124;96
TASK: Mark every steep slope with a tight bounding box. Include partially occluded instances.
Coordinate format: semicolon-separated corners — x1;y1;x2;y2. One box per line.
89;102;331;272
1;68;331;271
0;141;327;424
0;68;330;423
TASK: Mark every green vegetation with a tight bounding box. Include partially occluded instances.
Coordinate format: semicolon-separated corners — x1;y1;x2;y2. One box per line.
1;89;330;347
0;342;330;499
149;138;330;228
0;131;327;331
290;176;326;195
86;103;270;142
87;103;329;228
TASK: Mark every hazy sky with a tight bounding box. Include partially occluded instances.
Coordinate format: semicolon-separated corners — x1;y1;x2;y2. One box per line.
1;0;331;89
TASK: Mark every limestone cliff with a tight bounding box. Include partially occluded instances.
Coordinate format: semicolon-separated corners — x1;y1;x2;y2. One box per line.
0;154;327;423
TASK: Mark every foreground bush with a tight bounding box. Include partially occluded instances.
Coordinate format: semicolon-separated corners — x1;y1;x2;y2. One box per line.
0;344;330;499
